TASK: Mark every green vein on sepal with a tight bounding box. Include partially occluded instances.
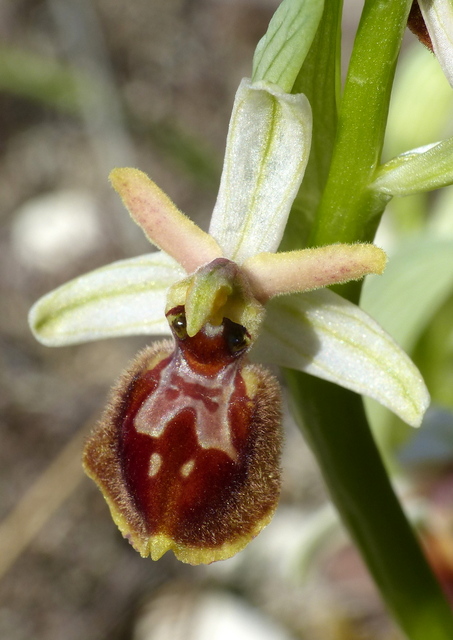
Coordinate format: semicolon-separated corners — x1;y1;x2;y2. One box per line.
252;288;429;427
29;253;182;346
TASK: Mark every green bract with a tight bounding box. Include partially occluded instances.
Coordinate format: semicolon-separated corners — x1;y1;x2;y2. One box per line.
252;0;324;91
371;139;453;196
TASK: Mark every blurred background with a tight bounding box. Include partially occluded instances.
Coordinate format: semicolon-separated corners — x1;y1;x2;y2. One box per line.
2;1;453;638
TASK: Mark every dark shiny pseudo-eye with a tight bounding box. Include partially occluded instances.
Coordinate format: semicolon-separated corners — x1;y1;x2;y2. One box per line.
83;306;282;565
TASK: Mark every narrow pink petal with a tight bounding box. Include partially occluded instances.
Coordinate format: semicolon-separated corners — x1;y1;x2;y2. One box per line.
242;244;387;302
110;168;222;273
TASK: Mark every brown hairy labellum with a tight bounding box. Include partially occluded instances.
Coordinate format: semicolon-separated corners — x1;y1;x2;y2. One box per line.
83;306;282;565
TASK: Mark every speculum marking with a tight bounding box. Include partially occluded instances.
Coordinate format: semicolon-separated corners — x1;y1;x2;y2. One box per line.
134;353;239;460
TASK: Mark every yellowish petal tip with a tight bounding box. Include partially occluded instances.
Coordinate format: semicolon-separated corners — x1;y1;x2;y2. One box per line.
109;167;145;191
369;245;387;275
108;166;125;184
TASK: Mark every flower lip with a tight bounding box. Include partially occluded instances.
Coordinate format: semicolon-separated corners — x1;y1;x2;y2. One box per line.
83;333;283;565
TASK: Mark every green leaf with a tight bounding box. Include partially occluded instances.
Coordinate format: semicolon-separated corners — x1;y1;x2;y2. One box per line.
253;288;429;427
361;237;453;353
361;187;453;456
252;0;324;92
29;253;181;346
310;0;413;247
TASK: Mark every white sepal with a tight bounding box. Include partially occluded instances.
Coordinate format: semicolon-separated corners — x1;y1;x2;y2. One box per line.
252;288;430;427
209;78;312;263
29;252;180;346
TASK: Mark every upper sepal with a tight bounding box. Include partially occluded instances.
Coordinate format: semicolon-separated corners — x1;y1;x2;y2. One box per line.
209;78;312;263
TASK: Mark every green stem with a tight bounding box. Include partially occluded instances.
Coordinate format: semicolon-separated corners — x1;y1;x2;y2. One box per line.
286;372;453;640
310;0;411;247
282;0;453;637
281;0;342;250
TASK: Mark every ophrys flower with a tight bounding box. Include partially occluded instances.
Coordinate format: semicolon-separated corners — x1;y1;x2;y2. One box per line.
29;79;429;564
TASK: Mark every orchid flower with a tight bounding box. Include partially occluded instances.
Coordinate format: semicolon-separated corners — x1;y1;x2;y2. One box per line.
29;78;429;565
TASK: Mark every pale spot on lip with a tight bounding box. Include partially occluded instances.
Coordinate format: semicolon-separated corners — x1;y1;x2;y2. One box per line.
149;452;162;477
180;459;195;477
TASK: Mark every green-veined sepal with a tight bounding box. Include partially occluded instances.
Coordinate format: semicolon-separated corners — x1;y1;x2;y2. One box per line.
209;78;312;263
252;288;430;427
29;252;181;346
